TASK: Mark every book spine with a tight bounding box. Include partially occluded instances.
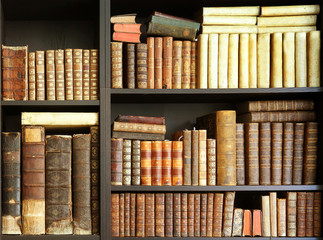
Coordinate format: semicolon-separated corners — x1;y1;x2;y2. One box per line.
141;141;152;185
218;34;229;88
54;50;65;100
245;123;259;185
191;130;199;186
126;44;135;88
123;139;132;185
271;122;283;185
307;31;321;87
90;49;99;99
22;126;45;234
111;138;123;185
36;51;45;100
111;42;123;88
262;195;270;237
181;193;188;237
283;32;296;87
303;122;318;184
145;193;155;237
188;194;195;236
183;130;192;185
130;193;136;236
259;122;271;185
131;140;141;185
194;193;201;237
147;37;155;89
257;33;270;88
236;123;245;185
46;50;56;100
282;122;294;185
306;192;314;236
165;193;173;237
172;40;182;89
190;41;197;88
252;209;262;236
136;193;145;237
198;130;207;186
242;99;315;112
270;192;278;237
162;141;172;185
239;34;249;88
206;193;214;237
124;193;130;236
297;192;307;237
113;121;166;134
228;33;239;88
73;49;83;100
173;193;181;237
28;52;36;101
119;193;125;237
155;193;165;237
232;208;243;236
82;49;90;100
117;115;165;125
249;33;257;88
314;192;321;236
293;123;305;184
207;139;216;186
295;32;307;87
136;43;148;88
172;141;183;185
151;141;162;185
223;192;235;237
65;49;74;99
287;192;297;237
182;41;191;89
148;21;197;40
162;37;173;88
111;194;119;236
243;209;252;236
277;198;287;237
270;33;283;88
1;132;22;234
208;34;219;89
198;34;208;89
200;193;207;236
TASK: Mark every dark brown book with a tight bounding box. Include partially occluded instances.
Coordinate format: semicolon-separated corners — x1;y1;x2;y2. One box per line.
73;49;83;100
116;114;165;125
65;49;74;99
188;193;195;237
232;208;243;237
154;37;163;89
152;141;162;185
55;49;65;100
196;112;217;138
136;193;145;237
126;43;135;88
283;122;294;185
277;198;287;236
245;123;259;185
123;139;132;185
162;141;172;186
1;132;22;234
111;138;123;185
162;36;173;88
237;111;316;123
297;192;306;237
155;193;165;237
174;193;181;237
271;122;283;185
181;193;188;237
124;193;130;236
36;50;45;100
206;193;214;237
82;49;90;100
111;194;119;237
293;123;305;184
119;193;125;237
303;122;318;184
200;193;207;237
130;193;136;236
28;52;36;100
190;41;197;89
165;193;173;237
222;192;235;237
46;50;56;100
314;192;321;237
306;192;314;237
287;192;297;237
213;193;224;237
191;129;199;186
89;49;99;100
252;209;262;237
45;135;73;234
2;45;28;100
236;123;245;185
183;130;192;185
207;139;216;186
172;40;182;89
141;141;152;185
194;193;201;237
131;140;141;185
147;37;154;88
112;131;165;141
145;193;155;237
111;42;123;88
182;40;191;89
22;126;45;235
73;134;92;234
136;43;148;88
259;122;271;185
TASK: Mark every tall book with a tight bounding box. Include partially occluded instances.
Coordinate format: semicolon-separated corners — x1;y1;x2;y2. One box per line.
239;34;249;88
261;195;271;237
182;41;191;89
119;193;124;237
111;138;123;185
197;34;208;88
208;34;218;89
228;33;239;88
194;193;201;237
162;141;172;185
123;139;131;185
90;49;99;100
236;124;245;185
183;130;192;185
73;49;83;100
124;193;130;236
172;141;183;185
141;141;152;185
213;193;224;237
131;140;141;185
249;33;257;88
55;49;65;100
306;192;314;237
130;193;136;236
1;132;22;234
172;40;182;89
155;193;165;237
272;122;283;185
111;194;119;237
22;126;45;234
190;41;197;88
259;122;271;185
151;141;162;185
45;135;73;234
65;49;74;99
200;193;207;236
218;34;229;88
303;122;318;184
188;194;194;237
36;50;45;100
111;42;123;88
2;45;28;100
126;44;135;88
46;50;56;100
28;52;36;100
145;193;155;237
136;193;145;237
287;192;297;237
82;49;90;100
257;33;270;88
147;37;155;89
73;134;91;234
162;37;173;88
270;192;277;237
222;192;235;237
282;122;294;185
206;193;214;237
181;193;188;237
154;37;163;89
245;123;259;185
198;130;207;186
270;33;283;88
207;139;216;186
283;32;295;87
232;208;243;236
173;193;181;237
277;198;286;236
297;192;307;237
165;193;173;237
314;192;321;237
191;130;199;186
136;43;148;88
295;32;307;87
307;31;321;87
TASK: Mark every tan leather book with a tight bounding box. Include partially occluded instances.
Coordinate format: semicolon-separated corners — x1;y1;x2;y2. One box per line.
259;122;271;185
287;192;297;237
119;193;124;237
111;138;123;185
314;192;321;237
295;32;307;87
55;50;65;100
270;33;283;88
131;140;141;185
190;41;197;88
277;198;287;236
200;193;207;237
46;50;56;100
283;32;296;87
188;194;194;236
174;193;181;237
202;25;258;34
182;41;191;89
257;33;270;88
237;111;316;123
213;193;224;237
282;122;294;185
258;26;316;33
203;15;257;25
123;139;132;185
162;141;172;186
172;40;182;89
194;193;201;237
307;31;321;87
242;209;251;236
155;193;165;237
261;5;320;16
165;193;173;237
222;192;235;236
136;193;145;237
130;193;136;236
90;49;99;99
207;139;216;186
191;129;199;186
145;193;155;237
270;192;277;237
36;50;45;100
197;34;208;89
236;124;245;185
183;130;192;185
232;208;243;236
111;194;119;236
141;141;152;186
202;6;260;16
172;141;183;185
126;44;135;88
208;34;218;89
151;141;162;186
198;130;207;186
181;193;188;237
147;37;154;89
297;192;306;237
218;34;229;88
239;34;249;88
162;37;173;88
73;49;83;100
206;193;214;237
228;33;239;88
65;49;74;99
272;123;283;185
82;49;90;100
306;192;314;236
113;121;166;134
136;43;148;88
28;52;36;100
303;122;318;184
111;42;123;88
245;123;259;185
249;33;257;88
154;37;163;89
293;123;305;184
261;195;270;237
258;15;317;26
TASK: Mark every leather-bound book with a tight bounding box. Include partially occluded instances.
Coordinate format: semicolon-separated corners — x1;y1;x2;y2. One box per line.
188;193;195;236
162;140;172;185
297;192;306;237
124;193;130;236
271;122;283;185
111;138;123;185
194;193;201;237
73;134;91;234
113;121;166;134
165;193;173;237
22;126;45;234
2;45;28;100
147;37;154;88
28;52;36;100
206;193;214;237
116;115;165;125
73;49;83;100
130;193;136;236
136;193;145;237
126;43;135;88
191;129;199;186
213;193;224;237
245;123;259;185
198;130;207;186
131;140;141;185
237;111;316;123
111;42;123;88
200;193;207;236
261;195;270;237
314;192;321;237
277;198;286;236
182;40;191;89
172;141;183;185
156;193;165;237
141;141;152;185
270;192;277;237
82;49;90;100
183;130;192;185
46;50;56;100
90;49;99;100
236;124;245;185
306;192;314;237
162;36;173;88
303;122;318;185
283;122;294;185
145;193;155;237
287;192;297;237
207;139;216;186
152;141;162;185
55;50;65;100
136;43;148;88
172;40;182;89
45;135;73;234
174;193;181;237
65;49;74;99
119;193;125;237
154;37;163;89
232;208;243;236
111;194;119;237
242;209;251;236
222;192;235;237
181;193;188;237
36;50;45;100
259;122;271;185
217;111;236;186
252;209;262;236
1;132;22;234
123;139;132;185
190;41;197;88
293;123;305;184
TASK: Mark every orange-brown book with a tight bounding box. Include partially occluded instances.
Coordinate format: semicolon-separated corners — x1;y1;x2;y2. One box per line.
89;49;99;100
111;194;119;237
306;192;314;237
136;193;145;237
272;122;283;185
154;37;163;89
190;41;197;88
252;209;262;237
236;124;245;185
232;208;243;236
111;42;123;88
130;193;136;236
124;193;130;237
191;130;199;186
245;123;259;185
213;193;224;237
65;49;74;99
165;193;173;237
283;122;294;185
242;209;252;236
82;49;90;100
73;49;83;100
194;193;201;237
287;192;297;237
162;141;172;186
112;32;142;43
207;139;216;186
181;193;188;237
145;193;155;237
182;41;191;89
152;141;162;185
277;198;286;236
111;138;123;185
136;43;148;88
183;130;192;185
162;36;173;88
297;192;306;237
237;111;316;122
259;122;271;185
141;141;152;185
223;192;235;237
46;50;56;100
206;193;214;237
174;193;181;237
147;37;155;89
172;40;182;89
188;193;194;237
28;52;36;101
156;193;165;237
126;44;135;88
113;23;142;33
314;192;321;237
293;123;305;184
200;193;207;237
199;130;207;186
303;122;318;185
172;141;183;185
119;193;125;237
55;49;65;100
36;50;45;100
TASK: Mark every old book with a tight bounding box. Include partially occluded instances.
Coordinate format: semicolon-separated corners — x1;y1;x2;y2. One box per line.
73;134;91;234
65;49;74;99
213;193;224;237
126;43;135;88
228;34;239;88
217;111;236;185
303;122;318;184
287;192;297;237
111;194;119;236
197;34;208;89
151;141;162;185
136;193;145;237
242;209;251;236
232;208;243;236
282;122;294;185
314;192;321;237
208;34;218;89
297;192;307;237
203;15;256;25
1;132;22;234
172;141;183;185
222;192;235;237
162;37;173;88
136;43;148;88
182;41;191;89
111;138;123;185
112;131;165;140
151;11;199;27
156;193;165;237
245;123;259;185
147;37;154;89
270;192;278;237
123;139;132;185
293;123;305;184
36;50;45;100
130;193;136;236
154;37;163;89
272;122;283;185
191;130;199;186
277;198;286;236
200;194;207;237
73;49;83;100
296;32;307;87
194;193;201;237
239;34;249;88
202;6;260;16
172;41;182;89
165;193;173;237
162;141;172;186
145;193;155;237
258;15;317;27
113;121;166;134
306;192;314;236
45;135;73;234
2;45;28;100
259;122;271;185
188;194;195;237
218;34;229;88
236;124;245;185
181;193;188;237
249;33;257;88
28;52;36;100
174;193;181;237
198;130;207;186
22;126;45;234
131;140;140;185
270;33;283;88
261;4;320;16
141;141;152;186
257;33;270;88
207;139;216;186
252;209;262;236
111;42;123;88
55;50;65;100
112;32;142;43
258;26;316;33
206;193;214;237
237;111;316;123
283;32;295;87
82;49;90;100
113;23;142;33
46;50;56;100
89;49;99;100
111;13;137;23
119;193;125;237
307;31;321;87
190;41;197;88
262;195;271;237
202;25;258;34
183;130;192;185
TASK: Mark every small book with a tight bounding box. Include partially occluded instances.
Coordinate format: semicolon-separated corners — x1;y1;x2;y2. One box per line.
207;139;216;186
136;43;148;88
119;193;125;237
136;193;145;237
165;193;173;237
277;198;287;237
232;208;243;236
46;50;56;100
131;140;141;185
36;50;45;100
242;209;252;236
55;49;65;100
73;49;83;100
261;195;271;237
111;138;123;185
89;49;99;100
112;32;143;43
113;23;143;33
145;193;155;237
155;193;165;237
162;141;172;186
222;192;235;237
173;193;181;237
111;42;123;88
111;13;138;23
172;141;183;185
82;49;90;100
287;192;297;237
28;52;36;100
123;139;132;185
65;49;74;99
111;194;119;237
252;209;262;237
270;192;278;237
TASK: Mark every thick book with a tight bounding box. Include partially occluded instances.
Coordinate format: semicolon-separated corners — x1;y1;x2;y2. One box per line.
149;13;199;29
282;122;294;185
141;141;152;185
252;209;262;237
131;140;141;185
202;15;257;25
136;193;145;237
297;192;307;237
89;49;99;100
182;40;191;89
123;139;131;185
45;135;73;234
272;122;283;185
36;50;45;100
303;122;318;184
208;34;218;89
307;31;321;87
151;141;162;186
82;49;90;100
183;130;192;185
125;43;135;88
237;111;316;123
188;194;194;237
314;192;321;236
113;121;166;134
116;115;165;125
194;193;201;237
55;49;65;100
113;32;143;43
270;192;278;237
200;193;207;236
293;123;305;184
213;193;224;237
113;23;143;33
242;209;251;236
198;34;208;88
111;13;137;23
64;49;74;99
262;195;271;237
207;139;216;186
172;41;182;89
245;123;259;185
22;126;45;234
259;122;271;185
111;42;123;88
173;193;181;237
154;37;163;89
111;138;123;185
257;33;270;88
111;194;119;237
202;6;260;16
130;193;136;236
191;130;199;186
2;45;28;101
277;198;287;236
172;141;183;185
228;34;239;88
261;4;320;16
198;130;207;186
222;192;235;237
112;131;165;140
165;193;173;237
145;193;155;237
162;141;172;186
124;193;130;236
287;192;297;237
218;34;229;88
155;193;165;237
283;32;295;87
73;49;83;100
147;37;154;88
206;193;214;237
202;25;258;34
28;52;36;100
46;50;56;100
232;208;243;236
119;193;125;237
181;193;188;237
258;26;316;33
162;37;173;88
2;132;22;234
306;192;314;236
136;43;148;88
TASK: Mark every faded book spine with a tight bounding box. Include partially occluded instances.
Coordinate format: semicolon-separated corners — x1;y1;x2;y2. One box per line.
119;193;124;237
182;41;191;89
136;43;148;89
65;49;74;99
271;122;283;185
46;50;56;100
207;139;216;186
293;123;305;184
165;193;173;237
131;140;141;185
136;193;145;237
111;138;123;185
111;194;119;236
162;37;173;89
245;123;259;185
206;193;214;237
200;194;207;236
287;192;297;237
154;37;163;89
191;130;199;186
90;49;99;100
36;51;45;100
183;130;192;185
123;139;131;186
277;198;286;237
111;42;123;88
82;49;90;100
173;193;181;237
236;124;245;185
145;193;155;237
73;49;83;100
282;122;294;185
223;192;235;237
151;141;162;186
190;41;197;88
147;37;154;88
303;122;318;184
173;41;182;89
55;50;65;100
124;193;130;236
141;141;152;185
198;130;207;186
181;193;188;237
28;52;36;100
155;193;165;237
259;122;271;185
126;44;135;88
172;141;183;185
232;208;243;236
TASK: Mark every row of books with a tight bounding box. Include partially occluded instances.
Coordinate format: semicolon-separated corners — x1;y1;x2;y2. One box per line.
111;191;322;237
2;45;99;101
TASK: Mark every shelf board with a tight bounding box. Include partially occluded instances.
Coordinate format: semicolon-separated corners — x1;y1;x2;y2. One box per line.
112;237;323;240
1;100;100;107
1;235;99;240
111;185;323;192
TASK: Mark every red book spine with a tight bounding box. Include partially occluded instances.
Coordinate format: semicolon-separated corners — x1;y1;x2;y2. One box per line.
152;141;162;185
297;192;306;237
162;141;172;186
314;192;322;237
